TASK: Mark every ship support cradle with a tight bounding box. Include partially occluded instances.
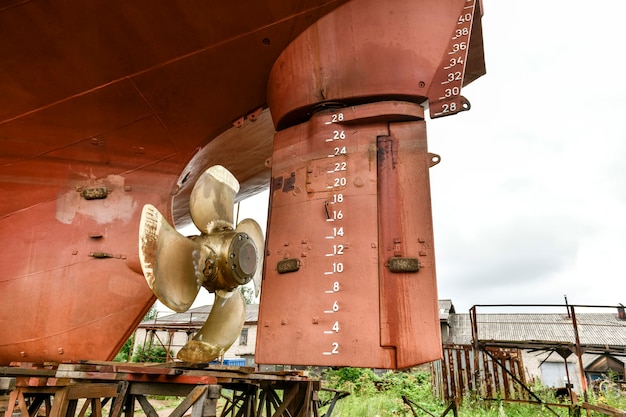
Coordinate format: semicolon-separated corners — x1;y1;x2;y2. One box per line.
1;362;340;417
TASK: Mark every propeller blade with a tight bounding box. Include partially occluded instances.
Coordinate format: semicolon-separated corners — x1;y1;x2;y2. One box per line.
190;165;240;234
138;204;205;312
177;290;246;363
235;218;265;297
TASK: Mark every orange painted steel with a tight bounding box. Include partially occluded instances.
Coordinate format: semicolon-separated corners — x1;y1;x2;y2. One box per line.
0;0;484;366
267;0;485;130
0;1;346;365
256;0;485;368
256;102;441;368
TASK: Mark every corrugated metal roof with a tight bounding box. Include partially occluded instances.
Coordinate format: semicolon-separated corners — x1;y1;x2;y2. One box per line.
445;313;626;350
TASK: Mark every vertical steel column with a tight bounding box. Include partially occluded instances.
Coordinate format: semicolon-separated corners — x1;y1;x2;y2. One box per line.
257;0;485;369
569;306;589;403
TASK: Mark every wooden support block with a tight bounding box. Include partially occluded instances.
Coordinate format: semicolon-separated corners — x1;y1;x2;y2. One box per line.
28;377;49;386
4;389;32;417
91;398;103;417
46;378;72;387
0;395;8;413
66;383;120;400
202;364;257;374
109;381;129;417
0;367;56;377
189;387;210;417
136;395;159;417
8;362;35;368
48;387;71;417
129;382;194;397
169;385;207;417
114;364;179;375
77;397;92;417
55;371;126;381
0;378;16;392
125;374;217;385
57;364;98;372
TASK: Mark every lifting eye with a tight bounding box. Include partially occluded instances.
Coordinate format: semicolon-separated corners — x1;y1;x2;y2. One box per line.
460;96;471;111
429;153;441;167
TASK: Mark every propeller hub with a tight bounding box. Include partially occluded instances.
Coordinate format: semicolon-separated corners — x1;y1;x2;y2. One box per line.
228;233;258;284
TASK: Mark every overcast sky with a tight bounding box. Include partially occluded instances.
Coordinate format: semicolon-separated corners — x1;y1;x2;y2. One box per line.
163;0;626;315
427;0;626;313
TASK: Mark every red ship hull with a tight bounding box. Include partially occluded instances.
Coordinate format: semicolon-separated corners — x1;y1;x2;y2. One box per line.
0;0;485;367
0;0;345;365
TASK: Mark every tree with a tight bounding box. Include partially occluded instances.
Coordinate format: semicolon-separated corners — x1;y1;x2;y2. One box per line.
240;285;255;304
113;305;159;362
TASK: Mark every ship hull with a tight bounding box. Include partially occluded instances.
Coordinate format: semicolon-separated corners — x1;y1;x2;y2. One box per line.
0;0;344;365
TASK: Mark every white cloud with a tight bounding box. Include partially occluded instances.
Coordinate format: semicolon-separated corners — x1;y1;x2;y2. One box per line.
429;0;626;312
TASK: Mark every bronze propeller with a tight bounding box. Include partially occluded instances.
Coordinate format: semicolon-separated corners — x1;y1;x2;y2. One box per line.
138;165;264;362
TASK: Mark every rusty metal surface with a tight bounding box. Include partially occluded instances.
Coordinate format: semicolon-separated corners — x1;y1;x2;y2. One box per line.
1;362;329;417
377;120;442;368
432;346;528;402
467;304;626;354
0;1;347;365
267;0;485;129
0;0;485;366
255;0;485;369
256;101;441;368
467;303;626;406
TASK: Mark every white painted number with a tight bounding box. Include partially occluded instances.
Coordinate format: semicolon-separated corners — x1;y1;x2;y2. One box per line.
449;56;464;67
441;102;458;114
458;13;473;24
333;130;346;140
334;162;347;171
455;28;469;37
451;42;466;53
447;71;462;82
445;87;460;97
333;177;347;187
331;113;344;123
325;109;351;355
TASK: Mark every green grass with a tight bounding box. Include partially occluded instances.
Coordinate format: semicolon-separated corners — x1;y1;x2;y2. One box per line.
320;368;443;416
318;368;626;417
99;364;626;417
